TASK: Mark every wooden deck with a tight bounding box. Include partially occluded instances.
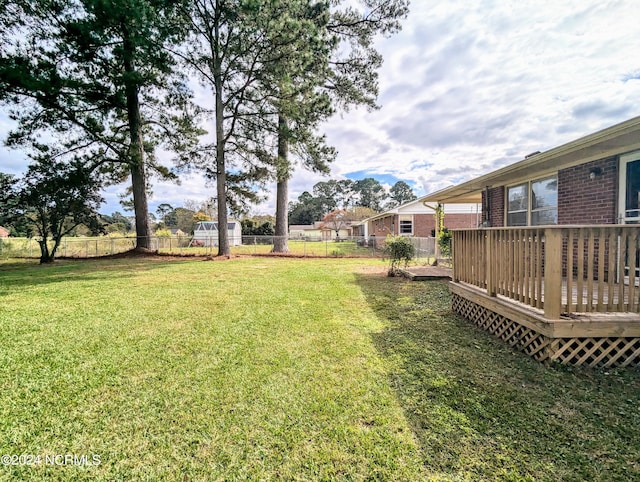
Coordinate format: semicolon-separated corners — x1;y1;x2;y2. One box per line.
449;226;640;366
538;276;638;313
453;280;640;337
451;281;640;367
453;226;640;316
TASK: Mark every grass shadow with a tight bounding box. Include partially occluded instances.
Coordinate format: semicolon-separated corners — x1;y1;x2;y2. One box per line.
0;256;200;292
353;273;640;481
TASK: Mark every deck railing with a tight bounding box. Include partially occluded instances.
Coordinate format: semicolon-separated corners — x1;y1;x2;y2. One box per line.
452;226;640;318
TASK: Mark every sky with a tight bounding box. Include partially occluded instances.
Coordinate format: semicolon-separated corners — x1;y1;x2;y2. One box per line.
1;0;640;217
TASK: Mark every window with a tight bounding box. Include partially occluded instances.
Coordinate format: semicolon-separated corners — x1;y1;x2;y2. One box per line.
399;215;413;234
620;151;640;223
506;175;557;226
507;183;528;226
530;177;558;225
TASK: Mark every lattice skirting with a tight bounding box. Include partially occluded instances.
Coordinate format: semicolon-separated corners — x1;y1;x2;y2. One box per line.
451;293;640;367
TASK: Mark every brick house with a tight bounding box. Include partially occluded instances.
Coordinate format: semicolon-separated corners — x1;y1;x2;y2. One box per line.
0;226;9;238
352;198;480;239
424;116;640;227
421;116;640;367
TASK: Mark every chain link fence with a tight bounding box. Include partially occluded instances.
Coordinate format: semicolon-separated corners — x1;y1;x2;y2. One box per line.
0;235;437;261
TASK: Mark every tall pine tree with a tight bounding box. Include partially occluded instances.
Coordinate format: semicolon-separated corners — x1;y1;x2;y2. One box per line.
271;0;410;251
0;0;201;250
184;0;333;254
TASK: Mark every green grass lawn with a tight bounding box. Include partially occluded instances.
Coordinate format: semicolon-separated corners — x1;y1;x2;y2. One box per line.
0;237;382;260
229;239;379;258
1;257;639;481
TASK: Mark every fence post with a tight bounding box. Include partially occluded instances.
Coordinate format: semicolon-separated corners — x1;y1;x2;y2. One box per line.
544;228;563;319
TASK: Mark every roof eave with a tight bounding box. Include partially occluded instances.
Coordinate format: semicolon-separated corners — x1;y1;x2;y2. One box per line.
422;115;640;204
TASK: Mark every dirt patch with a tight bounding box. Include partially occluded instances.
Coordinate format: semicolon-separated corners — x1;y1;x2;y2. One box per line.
354;265;388;276
57;249;211;262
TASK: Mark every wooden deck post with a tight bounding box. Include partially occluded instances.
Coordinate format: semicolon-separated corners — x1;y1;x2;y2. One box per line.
544;228;562;319
486;230;496;296
452;231;459;282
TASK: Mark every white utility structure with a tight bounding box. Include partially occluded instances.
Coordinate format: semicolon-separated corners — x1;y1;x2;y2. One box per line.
191;221;242;247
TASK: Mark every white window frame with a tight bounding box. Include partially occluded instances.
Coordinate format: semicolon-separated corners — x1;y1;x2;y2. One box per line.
398;214;413;235
505;175;558;226
619;150;640;224
506;182;528;226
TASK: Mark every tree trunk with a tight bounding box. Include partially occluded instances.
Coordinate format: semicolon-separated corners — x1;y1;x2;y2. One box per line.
213;19;229;256
38;239;53;264
216;144;229;256
272;115;289;253
123;28;151;250
48;235;63;262
130;159;151;250
37;211;53;263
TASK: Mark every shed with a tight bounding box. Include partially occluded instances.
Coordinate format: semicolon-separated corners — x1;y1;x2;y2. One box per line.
191;221;242;247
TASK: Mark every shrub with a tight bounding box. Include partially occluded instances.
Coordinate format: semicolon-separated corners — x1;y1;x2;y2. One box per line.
155;228;173;237
384;235;415;276
438;228;452;257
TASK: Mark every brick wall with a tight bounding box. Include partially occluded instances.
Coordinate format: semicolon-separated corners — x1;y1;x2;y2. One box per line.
414;213;479;236
368;212;478;237
557;157;618;224
413;214;434;237
445;213;480;230
368;215;396;237
483;187;505;227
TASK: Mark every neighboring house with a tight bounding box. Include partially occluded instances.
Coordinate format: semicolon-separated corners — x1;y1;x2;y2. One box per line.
350;223;366;237
191;221;242;247
289;224;323;240
0;226;9;238
355;198;480;239
422;116;640;367
290;222;353;240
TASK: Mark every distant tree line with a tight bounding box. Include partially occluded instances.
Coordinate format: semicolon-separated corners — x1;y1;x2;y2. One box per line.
0;0;409;262
289;178;417;225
